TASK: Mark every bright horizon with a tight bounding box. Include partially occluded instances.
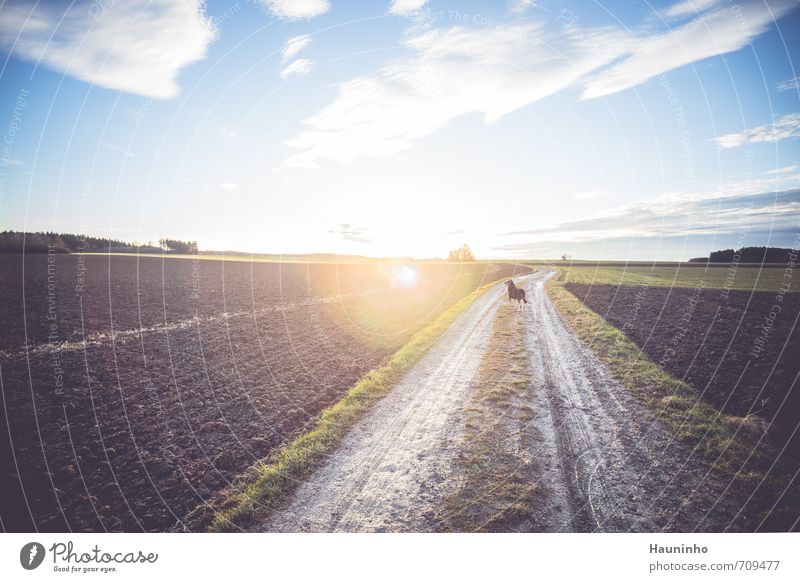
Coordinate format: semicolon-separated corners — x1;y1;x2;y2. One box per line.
1;0;799;260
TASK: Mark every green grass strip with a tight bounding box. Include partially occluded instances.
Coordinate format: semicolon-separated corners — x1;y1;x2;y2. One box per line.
210;279;503;531
551;264;795;293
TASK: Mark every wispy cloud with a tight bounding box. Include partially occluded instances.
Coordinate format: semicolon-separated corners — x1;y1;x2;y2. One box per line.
0;158;24;166
388;0;429;16
330;224;372;244
220;182;238;191
712;113;800;149
283;0;795;168
261;0;330;20
763;164;800;175
281;35;311;62
280;58;313;78
284;23;627;168
582;0;796;99
776;76;800;92
496;184;800;253
509;1;543;14
663;0;723;19
0;0;216;99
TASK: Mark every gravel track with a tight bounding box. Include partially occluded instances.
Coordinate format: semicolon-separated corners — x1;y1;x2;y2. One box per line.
525;272;738;532
257;281;510;532
257;271;739;532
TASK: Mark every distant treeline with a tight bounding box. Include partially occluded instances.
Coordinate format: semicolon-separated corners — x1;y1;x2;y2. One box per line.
689;247;797;264
0;231;198;254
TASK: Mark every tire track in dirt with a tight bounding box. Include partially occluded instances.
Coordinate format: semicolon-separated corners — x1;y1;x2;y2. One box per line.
526;271;739;532
254;271;738;532
255;280;518;532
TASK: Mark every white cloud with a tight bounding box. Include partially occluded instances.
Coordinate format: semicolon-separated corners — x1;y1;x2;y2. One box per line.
776;76;799;92
261;0;330;20
330;224;373;244
281;35;311;63
0;0;216;99
664;0;723;19
574;190;611;200
582;0;796;99
283;1;796;168
496;185;800;249
388;0;429;16
509;0;542;14
280;58;313;78
285;24;628;168
712;114;800;149
219;126;236;139
220;182;238;190
763;164;800;175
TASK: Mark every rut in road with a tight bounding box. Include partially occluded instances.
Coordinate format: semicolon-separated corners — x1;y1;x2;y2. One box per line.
256;271;739;532
525;272;739;532
256;279;510;532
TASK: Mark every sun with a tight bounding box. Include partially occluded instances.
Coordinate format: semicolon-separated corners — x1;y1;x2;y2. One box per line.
392;264;419;287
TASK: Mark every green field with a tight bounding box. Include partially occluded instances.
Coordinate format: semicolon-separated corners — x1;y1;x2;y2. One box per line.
550;264;795;293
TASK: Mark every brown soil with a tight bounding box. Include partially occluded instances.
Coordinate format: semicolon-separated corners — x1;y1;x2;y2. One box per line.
0;254;527;532
564;283;800;467
252;271;747;532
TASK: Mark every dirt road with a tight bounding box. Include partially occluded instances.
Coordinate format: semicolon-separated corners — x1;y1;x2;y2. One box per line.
524;272;738;531
257;270;739;532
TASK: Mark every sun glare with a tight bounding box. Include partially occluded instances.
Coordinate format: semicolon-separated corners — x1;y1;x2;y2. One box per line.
392;265;419;287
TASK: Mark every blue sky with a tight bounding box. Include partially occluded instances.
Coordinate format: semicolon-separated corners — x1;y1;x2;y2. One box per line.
0;0;799;260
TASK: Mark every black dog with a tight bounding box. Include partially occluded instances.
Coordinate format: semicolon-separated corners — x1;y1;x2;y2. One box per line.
504;280;527;307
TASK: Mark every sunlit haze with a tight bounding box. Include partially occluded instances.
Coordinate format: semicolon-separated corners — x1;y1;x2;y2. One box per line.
1;0;799;259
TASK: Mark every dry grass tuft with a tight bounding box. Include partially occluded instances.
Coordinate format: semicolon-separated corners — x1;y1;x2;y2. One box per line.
727;413;770;440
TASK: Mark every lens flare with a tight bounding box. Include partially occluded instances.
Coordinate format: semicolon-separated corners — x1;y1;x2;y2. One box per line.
393;265;419;287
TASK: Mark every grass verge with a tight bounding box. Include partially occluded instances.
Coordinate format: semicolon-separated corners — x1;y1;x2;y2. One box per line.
208;278;504;531
547;276;798;530
443;303;539;532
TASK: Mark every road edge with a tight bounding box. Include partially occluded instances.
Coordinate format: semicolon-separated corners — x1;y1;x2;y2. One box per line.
201;277;513;532
546;274;798;530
